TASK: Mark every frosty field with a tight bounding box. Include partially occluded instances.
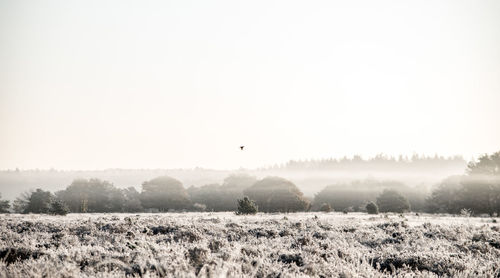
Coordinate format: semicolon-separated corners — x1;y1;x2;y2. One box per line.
1;213;499;277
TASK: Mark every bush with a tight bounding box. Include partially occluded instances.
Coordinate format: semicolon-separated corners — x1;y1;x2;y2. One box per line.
376;189;410;213
49;199;70;215
244;176;310;212
236;197;258;215
320;203;332;212
366;202;379;214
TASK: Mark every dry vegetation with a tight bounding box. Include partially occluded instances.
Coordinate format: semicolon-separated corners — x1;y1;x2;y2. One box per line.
1;213;499;277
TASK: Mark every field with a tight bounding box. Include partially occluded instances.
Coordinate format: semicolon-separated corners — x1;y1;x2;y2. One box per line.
0;213;499;277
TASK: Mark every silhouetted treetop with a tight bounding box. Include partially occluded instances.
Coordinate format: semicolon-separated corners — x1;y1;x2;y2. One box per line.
270;154;465;172
467;151;500;176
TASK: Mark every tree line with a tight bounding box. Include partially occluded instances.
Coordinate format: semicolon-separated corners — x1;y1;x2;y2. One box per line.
308;152;499;216
0;174;305;214
426;151;500;216
268;154;466;171
0;151;498;216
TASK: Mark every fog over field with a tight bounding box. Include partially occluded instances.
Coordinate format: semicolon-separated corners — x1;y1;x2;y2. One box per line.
1;0;500;276
0;155;467;200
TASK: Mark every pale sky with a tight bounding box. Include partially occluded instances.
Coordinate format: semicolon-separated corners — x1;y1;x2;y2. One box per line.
0;0;499;170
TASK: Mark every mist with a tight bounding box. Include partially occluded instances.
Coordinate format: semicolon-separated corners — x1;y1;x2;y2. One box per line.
0;154;466;200
1;1;500;276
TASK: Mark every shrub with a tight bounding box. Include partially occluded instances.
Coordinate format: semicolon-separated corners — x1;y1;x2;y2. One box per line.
320;203;332;212
376;189;410;213
236;197;258;215
366;202;379;214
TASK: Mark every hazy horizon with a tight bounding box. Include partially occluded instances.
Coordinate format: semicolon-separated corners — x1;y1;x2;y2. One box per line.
1;0;499;170
0;152;468;171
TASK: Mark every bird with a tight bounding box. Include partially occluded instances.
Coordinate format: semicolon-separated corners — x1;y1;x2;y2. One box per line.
240;146;244;150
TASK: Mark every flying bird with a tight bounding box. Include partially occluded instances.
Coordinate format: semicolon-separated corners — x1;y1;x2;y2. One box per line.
240;146;244;150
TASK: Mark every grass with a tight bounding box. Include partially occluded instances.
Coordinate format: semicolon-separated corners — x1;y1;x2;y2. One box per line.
0;212;499;277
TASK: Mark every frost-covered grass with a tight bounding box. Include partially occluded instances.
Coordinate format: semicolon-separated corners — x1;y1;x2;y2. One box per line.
0;212;499;277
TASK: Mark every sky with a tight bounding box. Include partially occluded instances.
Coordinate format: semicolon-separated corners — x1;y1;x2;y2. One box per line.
0;0;499;170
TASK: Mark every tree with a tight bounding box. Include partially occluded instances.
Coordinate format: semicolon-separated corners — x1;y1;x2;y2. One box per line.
460;151;500;215
376;189;410;213
243;176;310;212
140;176;190;211
312;180;422;212
13;190;32;213
427;151;500;216
426;176;463;214
459;176;499;216
467;151;500;176
236;197;258;215
122;187;143;212
57;179;125;213
366;201;379;214
218;174;257;210
188;174;257;211
12;189;69;215
188;184;224;211
314;184;372;212
49;199;70;215
0;193;10;213
25;189;53;214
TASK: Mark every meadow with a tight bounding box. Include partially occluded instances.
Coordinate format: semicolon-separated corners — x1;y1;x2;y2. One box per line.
0;212;499;277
